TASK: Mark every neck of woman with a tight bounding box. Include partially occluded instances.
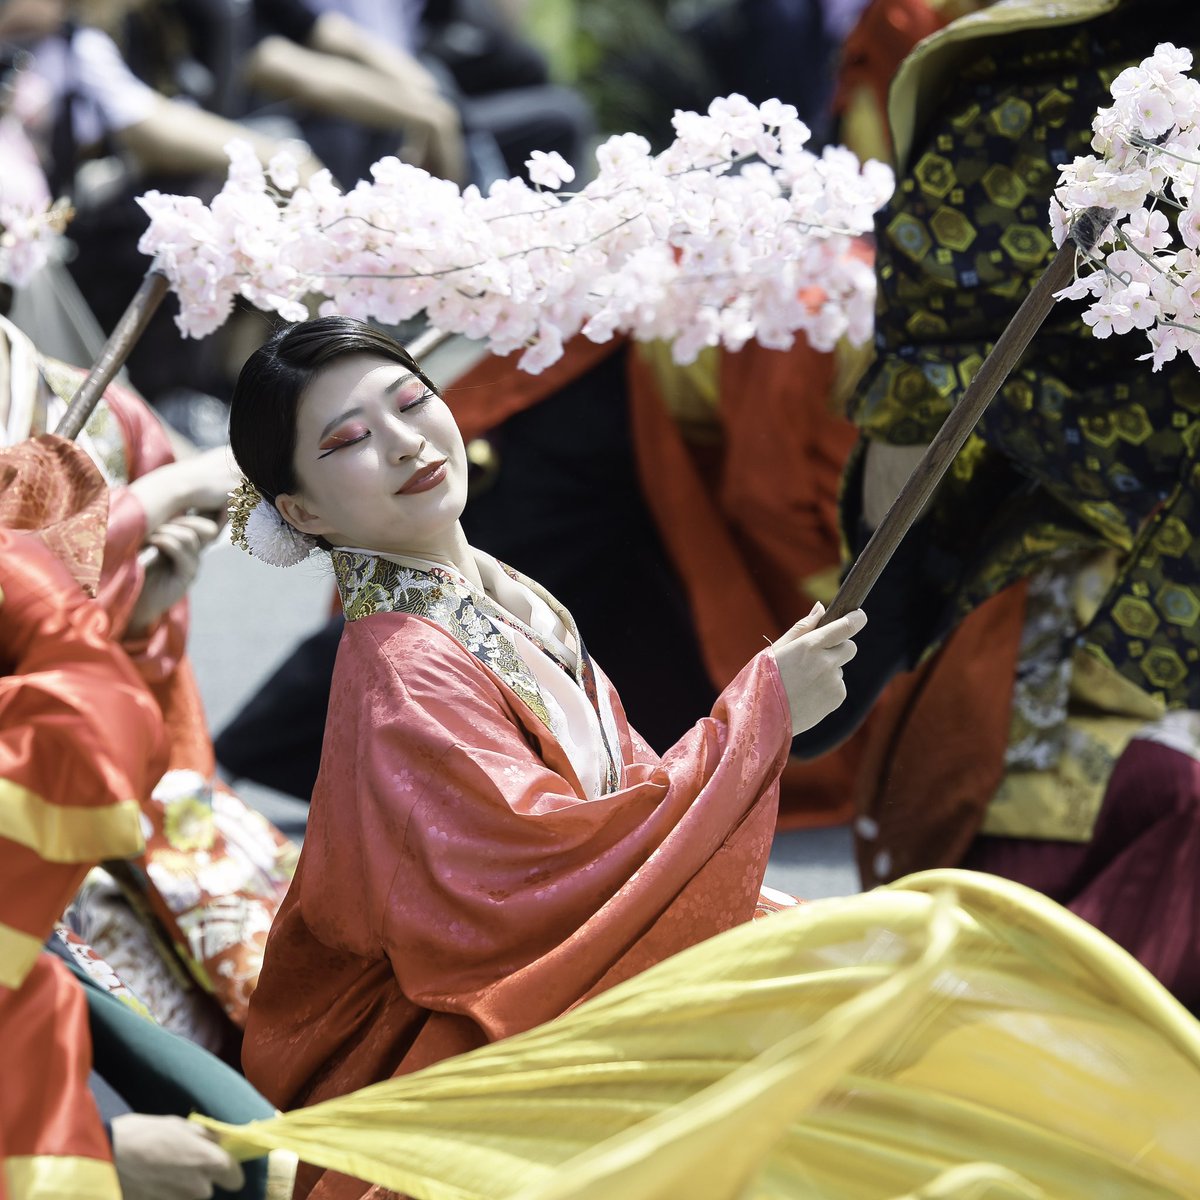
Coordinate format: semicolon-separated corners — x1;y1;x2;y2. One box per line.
386;521;485;593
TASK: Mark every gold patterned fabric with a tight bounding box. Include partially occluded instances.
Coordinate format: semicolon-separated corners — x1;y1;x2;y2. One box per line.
980;550;1163;841
333;549;555;729
850;0;1200;709
0;434;108;597
332;549;627;795
37;358;128;487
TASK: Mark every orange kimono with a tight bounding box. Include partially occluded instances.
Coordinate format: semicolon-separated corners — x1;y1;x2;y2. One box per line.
0;438;166;1200
244;549;793;1200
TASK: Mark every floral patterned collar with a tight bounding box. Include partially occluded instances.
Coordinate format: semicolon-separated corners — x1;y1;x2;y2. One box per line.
332;548;622;793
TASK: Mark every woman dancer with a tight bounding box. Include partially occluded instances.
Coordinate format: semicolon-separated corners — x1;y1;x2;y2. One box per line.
228;316;864;1195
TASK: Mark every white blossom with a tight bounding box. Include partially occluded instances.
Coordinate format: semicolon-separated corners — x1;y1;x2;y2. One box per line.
525;150;575;190
137;97;891;372
1054;44;1200;369
0;115;68;287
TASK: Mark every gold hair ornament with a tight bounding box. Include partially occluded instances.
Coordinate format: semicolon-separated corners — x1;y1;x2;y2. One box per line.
228;478;318;568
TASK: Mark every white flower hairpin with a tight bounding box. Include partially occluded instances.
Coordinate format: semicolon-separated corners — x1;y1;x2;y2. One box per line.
228;478;318;568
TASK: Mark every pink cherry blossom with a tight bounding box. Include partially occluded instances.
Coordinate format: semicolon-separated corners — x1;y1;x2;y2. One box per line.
137;96;892;370
1055;44;1200;367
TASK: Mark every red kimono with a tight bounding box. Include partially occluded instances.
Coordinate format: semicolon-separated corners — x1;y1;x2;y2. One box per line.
244;550;793;1200
0;437;166;1200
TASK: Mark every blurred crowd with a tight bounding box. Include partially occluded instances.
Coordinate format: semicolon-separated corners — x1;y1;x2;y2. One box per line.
0;0;875;445
0;0;600;444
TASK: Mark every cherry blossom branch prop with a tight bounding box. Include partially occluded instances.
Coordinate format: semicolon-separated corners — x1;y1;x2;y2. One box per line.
821;207;1114;625
135;96;894;374
55;266;170;440
1053;43;1200;368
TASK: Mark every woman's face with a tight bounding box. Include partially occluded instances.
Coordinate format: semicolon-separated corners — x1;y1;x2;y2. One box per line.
277;352;468;558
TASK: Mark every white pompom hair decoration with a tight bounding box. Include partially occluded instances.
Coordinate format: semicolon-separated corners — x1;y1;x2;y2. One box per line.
228;479;318;568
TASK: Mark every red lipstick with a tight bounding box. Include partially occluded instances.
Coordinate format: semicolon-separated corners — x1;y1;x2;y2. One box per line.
397;459;448;495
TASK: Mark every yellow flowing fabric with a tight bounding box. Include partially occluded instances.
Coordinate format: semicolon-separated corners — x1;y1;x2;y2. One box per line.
200;871;1200;1199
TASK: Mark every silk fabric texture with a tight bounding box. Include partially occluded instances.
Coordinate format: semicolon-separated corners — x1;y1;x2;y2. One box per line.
0;447;167;1200
211;870;1200;1199
243;550;793;1200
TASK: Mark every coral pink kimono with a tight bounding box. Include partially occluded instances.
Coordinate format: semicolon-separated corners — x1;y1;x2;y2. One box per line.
244;548;793;1200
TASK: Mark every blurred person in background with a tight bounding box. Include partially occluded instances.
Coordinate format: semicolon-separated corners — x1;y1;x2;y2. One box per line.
0;0;324;445
0;432;249;1200
0;431;291;1200
118;0;593;189
791;0;1200;1015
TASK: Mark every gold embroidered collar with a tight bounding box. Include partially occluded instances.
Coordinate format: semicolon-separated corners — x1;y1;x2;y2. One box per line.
332;548;622;793
333;548;556;730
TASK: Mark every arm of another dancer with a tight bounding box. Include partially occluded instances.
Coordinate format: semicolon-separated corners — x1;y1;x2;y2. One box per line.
0;529;166;987
245;12;466;183
98;385;237;667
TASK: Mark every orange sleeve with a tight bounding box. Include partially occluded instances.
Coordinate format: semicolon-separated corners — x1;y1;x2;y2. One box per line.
0;528;166;988
853;582;1028;886
444;335;625;442
0;954;115;1193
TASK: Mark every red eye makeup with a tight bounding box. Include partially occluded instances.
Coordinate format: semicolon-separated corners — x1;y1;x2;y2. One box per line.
318;424;370;457
394;376;432;409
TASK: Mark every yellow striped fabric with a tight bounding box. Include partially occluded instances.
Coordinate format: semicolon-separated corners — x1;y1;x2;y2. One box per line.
0;779;142;864
4;1155;120;1200
0;920;47;990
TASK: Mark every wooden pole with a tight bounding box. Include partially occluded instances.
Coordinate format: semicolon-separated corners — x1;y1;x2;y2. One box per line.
55;267;170;440
821;206;1113;624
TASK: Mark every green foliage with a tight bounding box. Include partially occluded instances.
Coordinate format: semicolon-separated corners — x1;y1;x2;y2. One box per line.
525;0;730;145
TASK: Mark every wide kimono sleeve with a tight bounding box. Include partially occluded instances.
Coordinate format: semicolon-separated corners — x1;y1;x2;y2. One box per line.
0;528;167;1198
301;610;792;1071
0;527;167;990
0;953;118;1199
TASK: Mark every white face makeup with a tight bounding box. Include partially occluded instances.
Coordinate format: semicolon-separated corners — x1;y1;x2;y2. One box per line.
277;353;469;559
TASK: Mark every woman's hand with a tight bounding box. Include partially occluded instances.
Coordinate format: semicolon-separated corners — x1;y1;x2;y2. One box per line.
127;515;220;637
770;603;867;735
127;446;240;534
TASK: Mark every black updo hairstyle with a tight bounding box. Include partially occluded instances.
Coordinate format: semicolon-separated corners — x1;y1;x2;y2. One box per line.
228;315;438;502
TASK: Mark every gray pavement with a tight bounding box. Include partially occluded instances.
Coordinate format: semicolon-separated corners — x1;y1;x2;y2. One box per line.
188;536;861;900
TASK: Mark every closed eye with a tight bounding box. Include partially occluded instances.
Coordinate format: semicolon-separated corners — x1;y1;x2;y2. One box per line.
318;427;370;457
398;388;434;413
